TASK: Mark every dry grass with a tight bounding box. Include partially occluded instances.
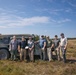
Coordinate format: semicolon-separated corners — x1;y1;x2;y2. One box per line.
0;39;76;75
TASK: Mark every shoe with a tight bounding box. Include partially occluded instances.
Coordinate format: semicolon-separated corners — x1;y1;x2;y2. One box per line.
58;58;61;61
24;60;28;63
49;59;54;62
19;60;22;62
30;60;35;63
63;60;66;63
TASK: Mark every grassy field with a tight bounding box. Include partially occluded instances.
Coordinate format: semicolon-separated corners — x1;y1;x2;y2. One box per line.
0;40;76;75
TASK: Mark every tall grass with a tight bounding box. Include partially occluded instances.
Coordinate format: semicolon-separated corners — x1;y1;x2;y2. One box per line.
0;40;76;75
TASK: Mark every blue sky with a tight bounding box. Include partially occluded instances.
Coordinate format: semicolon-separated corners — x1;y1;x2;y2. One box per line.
0;0;76;38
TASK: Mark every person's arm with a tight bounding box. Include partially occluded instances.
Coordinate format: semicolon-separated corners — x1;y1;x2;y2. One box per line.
58;38;61;49
58;39;60;49
34;40;39;44
51;43;54;48
64;38;67;50
29;42;34;51
9;41;12;51
43;42;46;49
18;45;21;52
18;42;21;52
28;40;31;50
31;41;34;50
51;40;54;48
32;44;34;49
42;39;47;50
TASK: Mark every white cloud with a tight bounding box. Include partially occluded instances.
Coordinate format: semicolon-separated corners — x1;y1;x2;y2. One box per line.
35;7;76;16
0;14;50;28
0;26;7;28
68;1;76;7
35;8;64;15
0;8;71;28
0;8;50;28
47;0;55;3
0;12;71;28
57;19;71;23
65;8;72;12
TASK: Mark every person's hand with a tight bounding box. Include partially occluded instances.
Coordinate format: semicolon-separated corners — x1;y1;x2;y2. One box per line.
64;47;66;50
34;41;38;44
64;45;67;50
34;41;37;44
29;48;32;51
9;49;11;51
42;47;44;50
18;50;21;53
58;46;60;49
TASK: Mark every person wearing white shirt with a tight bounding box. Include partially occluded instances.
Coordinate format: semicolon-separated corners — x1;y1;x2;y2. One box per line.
60;33;67;63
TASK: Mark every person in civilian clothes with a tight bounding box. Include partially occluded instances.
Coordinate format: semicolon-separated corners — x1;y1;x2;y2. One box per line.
46;36;52;61
28;37;34;62
60;33;67;63
9;36;18;61
38;35;46;60
52;35;60;61
18;36;27;62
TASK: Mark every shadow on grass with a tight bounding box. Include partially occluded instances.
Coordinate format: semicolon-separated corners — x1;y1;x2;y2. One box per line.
67;59;76;64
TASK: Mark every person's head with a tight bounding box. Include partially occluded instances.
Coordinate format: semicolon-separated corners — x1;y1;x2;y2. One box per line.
22;36;25;41
41;35;44;39
13;36;16;41
46;36;50;40
55;35;58;39
60;33;64;38
44;36;47;39
29;36;32;41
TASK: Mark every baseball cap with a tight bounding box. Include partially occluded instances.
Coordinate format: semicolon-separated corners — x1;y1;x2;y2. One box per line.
60;33;64;36
55;35;58;37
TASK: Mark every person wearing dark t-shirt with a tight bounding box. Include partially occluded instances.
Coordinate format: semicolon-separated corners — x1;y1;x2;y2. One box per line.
18;36;27;61
52;35;60;61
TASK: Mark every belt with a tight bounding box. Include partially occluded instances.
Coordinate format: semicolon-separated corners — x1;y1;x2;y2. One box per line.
47;47;51;48
21;48;25;49
61;46;65;47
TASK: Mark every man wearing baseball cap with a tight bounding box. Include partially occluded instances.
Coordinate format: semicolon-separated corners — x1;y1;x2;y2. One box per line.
36;35;47;60
52;35;60;61
60;33;67;63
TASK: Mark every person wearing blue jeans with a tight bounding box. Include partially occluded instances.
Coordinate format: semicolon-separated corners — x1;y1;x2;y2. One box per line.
60;33;67;63
38;35;46;60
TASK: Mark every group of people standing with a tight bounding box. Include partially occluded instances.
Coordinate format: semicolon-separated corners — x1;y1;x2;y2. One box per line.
9;33;67;63
38;33;67;63
9;36;34;62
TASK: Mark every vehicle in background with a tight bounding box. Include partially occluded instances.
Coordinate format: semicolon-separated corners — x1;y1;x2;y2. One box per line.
0;34;40;60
